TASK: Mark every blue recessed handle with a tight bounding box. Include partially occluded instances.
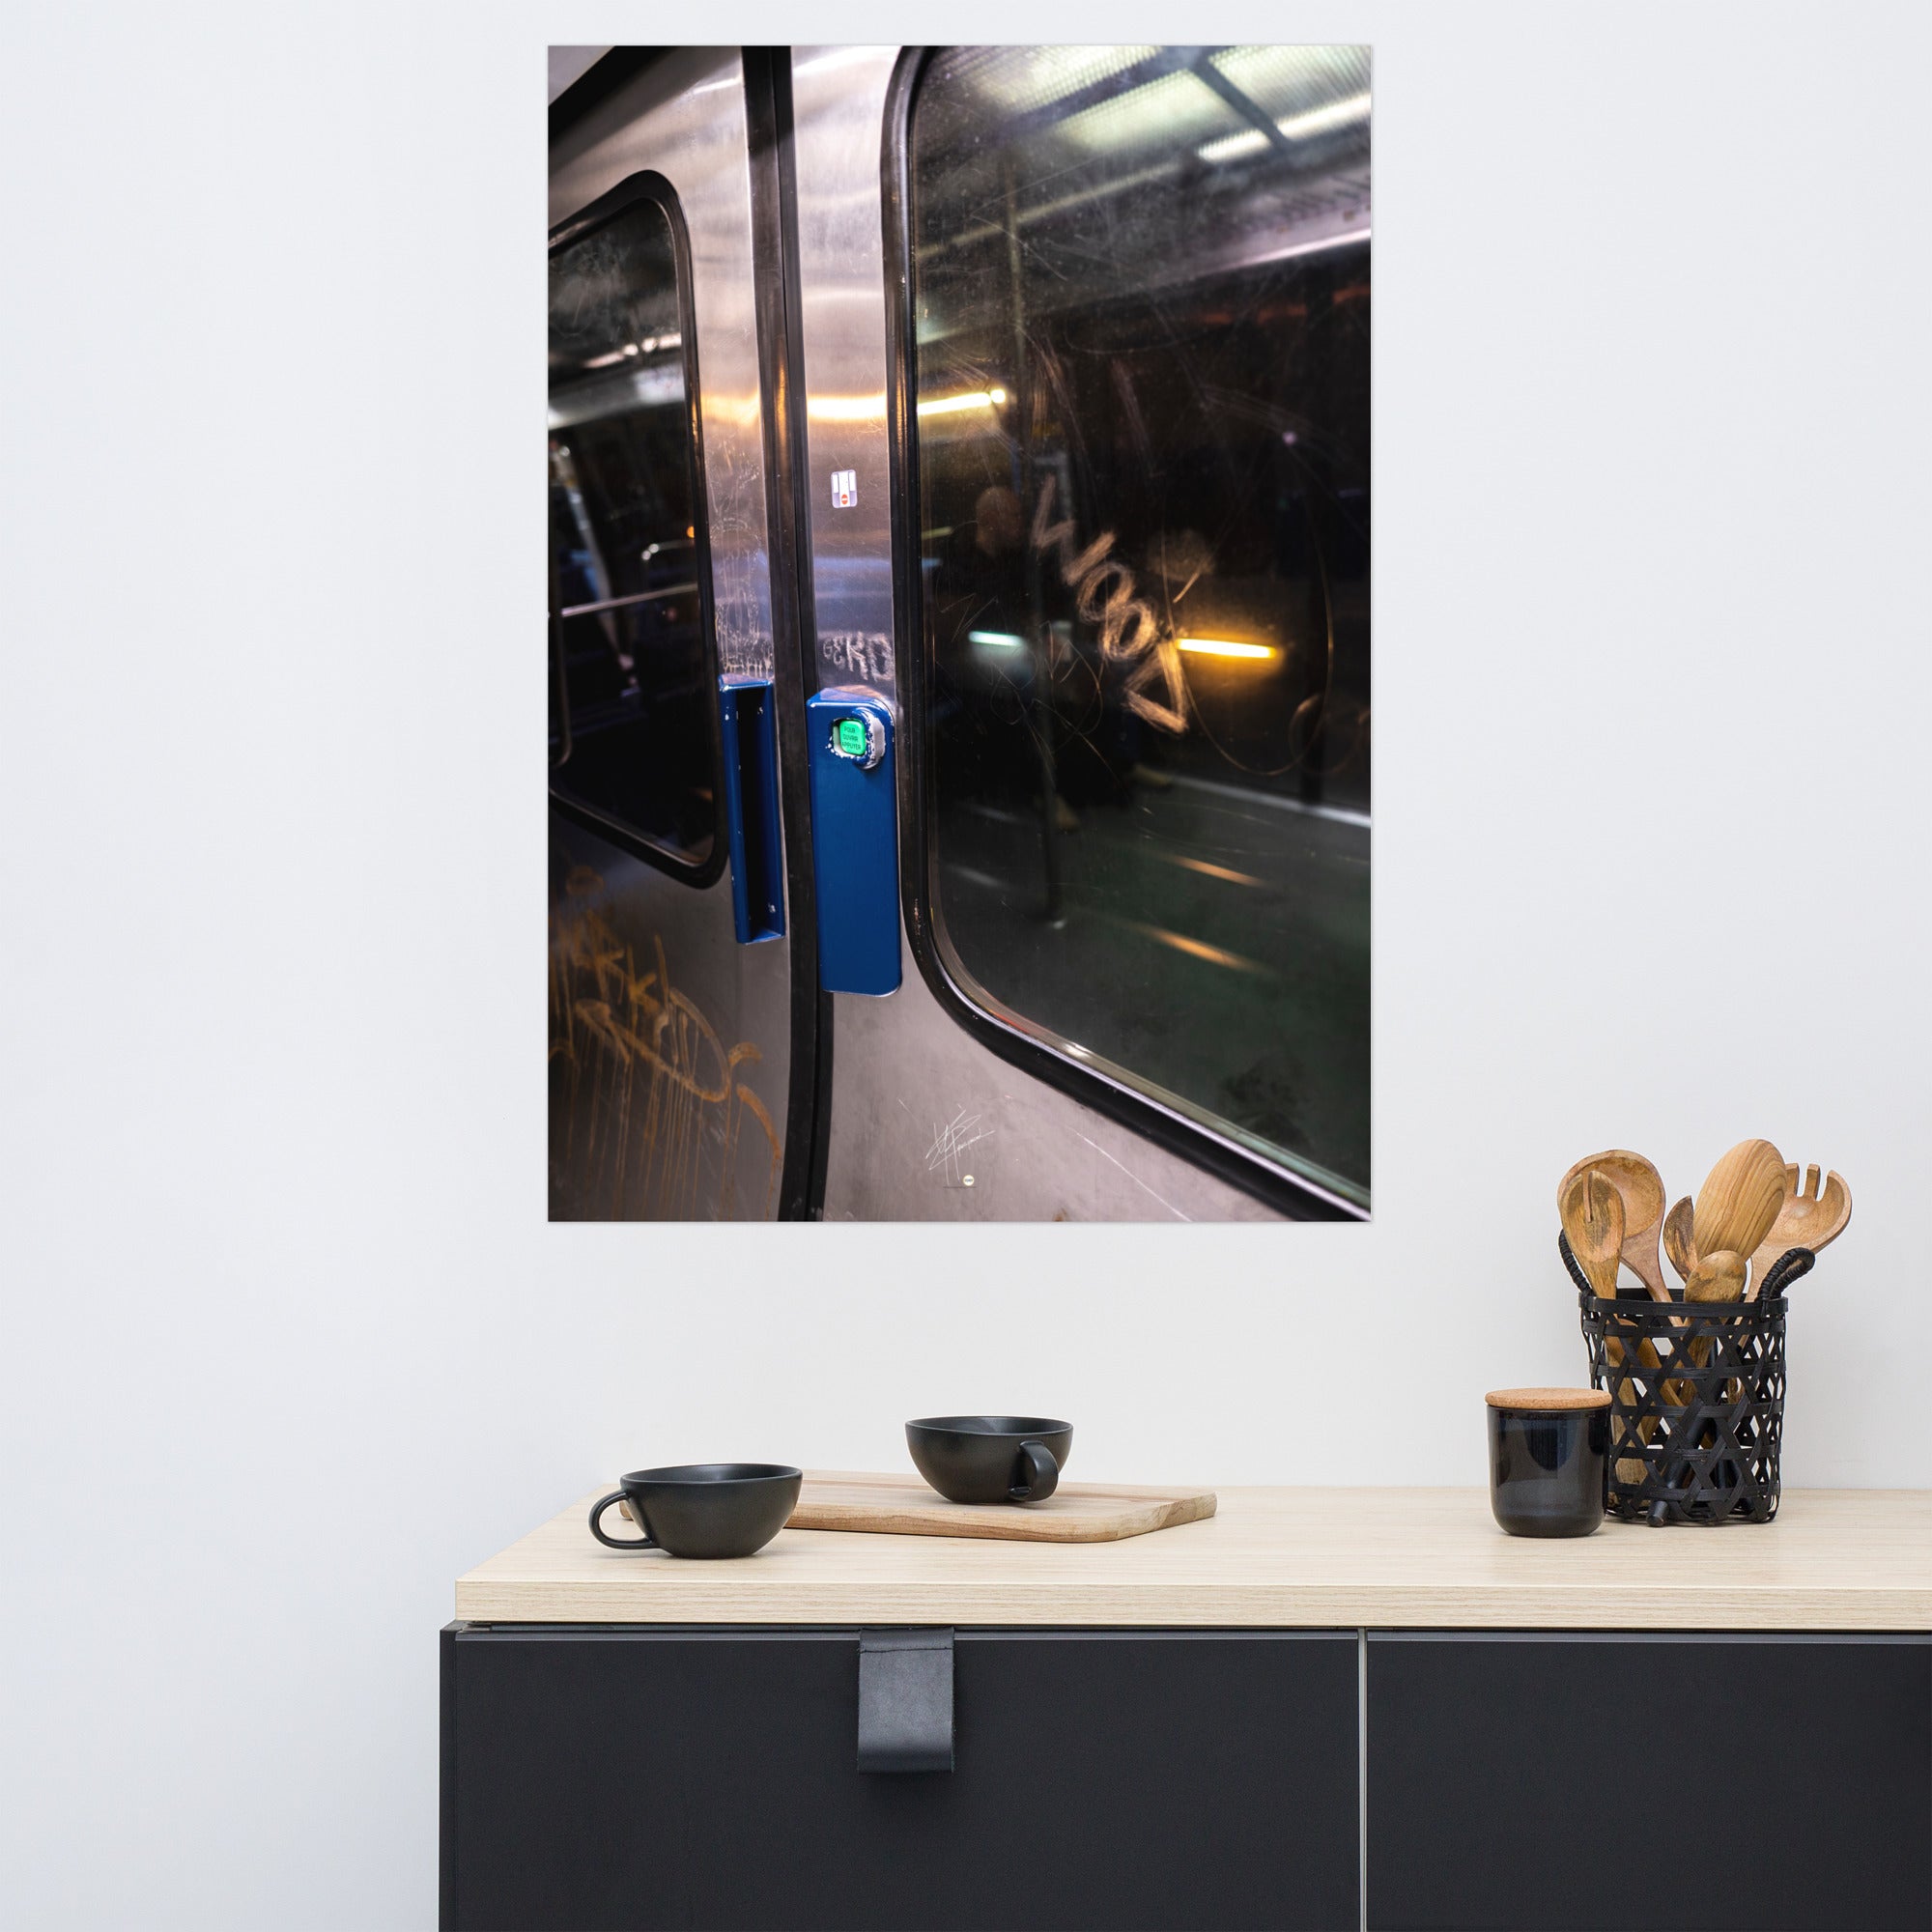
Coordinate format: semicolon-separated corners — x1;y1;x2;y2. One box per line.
807;687;900;996
718;678;784;945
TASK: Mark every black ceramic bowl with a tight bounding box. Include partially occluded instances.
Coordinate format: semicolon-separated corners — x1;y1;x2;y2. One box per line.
1485;1390;1607;1538
906;1416;1073;1505
587;1463;802;1558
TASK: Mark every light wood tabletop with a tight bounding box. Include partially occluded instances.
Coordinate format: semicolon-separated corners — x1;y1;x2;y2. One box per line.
455;1480;1932;1631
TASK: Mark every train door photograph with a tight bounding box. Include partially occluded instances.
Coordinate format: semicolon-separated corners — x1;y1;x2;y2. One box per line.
549;45;1370;1224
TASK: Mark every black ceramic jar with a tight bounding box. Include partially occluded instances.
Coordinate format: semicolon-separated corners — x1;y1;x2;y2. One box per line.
1485;1388;1608;1538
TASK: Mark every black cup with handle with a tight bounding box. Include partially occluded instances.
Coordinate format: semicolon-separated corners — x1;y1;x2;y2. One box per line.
905;1416;1072;1504
587;1463;802;1558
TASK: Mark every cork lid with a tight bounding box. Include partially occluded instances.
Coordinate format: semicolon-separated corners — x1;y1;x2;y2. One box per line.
1485;1386;1611;1411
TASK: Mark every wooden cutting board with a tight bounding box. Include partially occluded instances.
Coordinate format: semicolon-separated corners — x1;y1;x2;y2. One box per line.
785;1470;1216;1544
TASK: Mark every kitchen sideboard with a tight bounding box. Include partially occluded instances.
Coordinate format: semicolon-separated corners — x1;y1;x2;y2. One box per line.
442;1486;1932;1932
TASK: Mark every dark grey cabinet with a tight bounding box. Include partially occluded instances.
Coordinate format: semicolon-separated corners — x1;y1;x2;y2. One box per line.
1365;1634;1932;1931
444;1624;1932;1931
441;1626;1361;1931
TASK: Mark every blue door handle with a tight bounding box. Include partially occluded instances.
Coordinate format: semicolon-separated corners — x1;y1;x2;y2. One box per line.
717;678;784;944
807;688;900;995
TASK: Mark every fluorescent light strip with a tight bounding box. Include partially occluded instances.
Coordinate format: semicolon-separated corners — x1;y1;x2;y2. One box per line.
968;631;1025;648
1248;224;1372;270
1196;90;1372;164
1178;638;1276;660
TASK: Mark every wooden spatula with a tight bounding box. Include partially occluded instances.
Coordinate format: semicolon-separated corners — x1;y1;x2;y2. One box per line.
1692;1140;1786;1270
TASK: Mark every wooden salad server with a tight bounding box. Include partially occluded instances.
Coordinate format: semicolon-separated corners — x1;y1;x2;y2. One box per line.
1559;1167;1624;1297
1557;1151;1669;1301
1747;1166;1852;1299
1560;1168;1649;1482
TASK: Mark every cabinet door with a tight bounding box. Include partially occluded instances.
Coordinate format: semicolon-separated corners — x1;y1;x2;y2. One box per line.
1366;1633;1932;1931
442;1626;1359;1932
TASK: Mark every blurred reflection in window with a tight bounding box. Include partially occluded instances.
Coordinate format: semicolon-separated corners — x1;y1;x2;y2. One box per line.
910;45;1370;1206
548;192;716;867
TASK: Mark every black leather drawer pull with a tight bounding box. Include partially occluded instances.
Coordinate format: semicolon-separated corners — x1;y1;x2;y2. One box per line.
857;1629;954;1773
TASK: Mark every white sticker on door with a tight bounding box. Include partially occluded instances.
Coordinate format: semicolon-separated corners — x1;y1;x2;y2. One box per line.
831;469;857;508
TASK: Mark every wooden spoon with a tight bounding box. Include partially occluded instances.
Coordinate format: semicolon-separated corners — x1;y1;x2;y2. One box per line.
1559;1168;1624;1297
1684;1249;1746;1303
1747;1165;1852;1299
1662;1197;1698;1285
1556;1151;1669;1301
1692;1140;1786;1268
1686;1246;1747;1401
1666;1248;1747;1404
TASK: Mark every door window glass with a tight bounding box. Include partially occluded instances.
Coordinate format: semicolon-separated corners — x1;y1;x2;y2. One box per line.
549;192;716;867
909;45;1371;1206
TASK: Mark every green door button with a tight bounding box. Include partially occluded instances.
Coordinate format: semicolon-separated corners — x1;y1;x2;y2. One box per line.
828;712;886;770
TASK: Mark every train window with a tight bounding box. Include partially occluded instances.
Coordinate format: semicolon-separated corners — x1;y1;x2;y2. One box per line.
548;185;718;870
905;46;1371;1208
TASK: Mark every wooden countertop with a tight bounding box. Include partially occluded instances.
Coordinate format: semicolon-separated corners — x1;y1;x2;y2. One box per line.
455;1482;1932;1631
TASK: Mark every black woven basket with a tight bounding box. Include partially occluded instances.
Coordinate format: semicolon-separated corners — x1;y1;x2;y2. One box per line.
1563;1234;1812;1525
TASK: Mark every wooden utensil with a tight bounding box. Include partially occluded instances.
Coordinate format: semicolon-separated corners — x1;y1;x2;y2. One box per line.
1668;1248;1747;1405
1684;1249;1746;1304
1559;1168;1624;1296
1747;1166;1852;1298
1662;1197;1697;1285
1561;1170;1649;1481
1692;1140;1787;1268
1556;1151;1669;1301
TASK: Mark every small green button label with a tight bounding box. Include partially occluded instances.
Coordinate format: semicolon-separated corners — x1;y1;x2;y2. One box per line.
836;718;867;758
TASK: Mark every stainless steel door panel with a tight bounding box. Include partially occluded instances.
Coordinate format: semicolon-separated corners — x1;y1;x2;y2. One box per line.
788;46;900;695
788;48;1284;1222
550;54;791;1219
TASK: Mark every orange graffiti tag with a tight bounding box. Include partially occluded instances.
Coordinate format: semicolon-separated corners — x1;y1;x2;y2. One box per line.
550;875;782;1220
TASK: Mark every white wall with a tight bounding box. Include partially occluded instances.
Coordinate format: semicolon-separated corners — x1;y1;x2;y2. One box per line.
5;1;1927;1925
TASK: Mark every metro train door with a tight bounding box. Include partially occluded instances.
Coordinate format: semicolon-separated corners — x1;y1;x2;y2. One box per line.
549;50;817;1222
786;45;1372;1222
550;45;1370;1224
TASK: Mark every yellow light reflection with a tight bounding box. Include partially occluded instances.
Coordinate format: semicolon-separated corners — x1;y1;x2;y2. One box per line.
917;387;1009;417
702;391;764;429
806;393;888;421
1168;855;1265;888
1137;923;1268;974
1177;637;1276;661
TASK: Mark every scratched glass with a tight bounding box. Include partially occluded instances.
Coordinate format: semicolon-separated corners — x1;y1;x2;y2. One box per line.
909;45;1371;1206
548;196;715;866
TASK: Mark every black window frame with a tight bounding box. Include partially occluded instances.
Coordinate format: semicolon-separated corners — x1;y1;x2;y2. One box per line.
548;168;726;890
879;46;1368;1223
